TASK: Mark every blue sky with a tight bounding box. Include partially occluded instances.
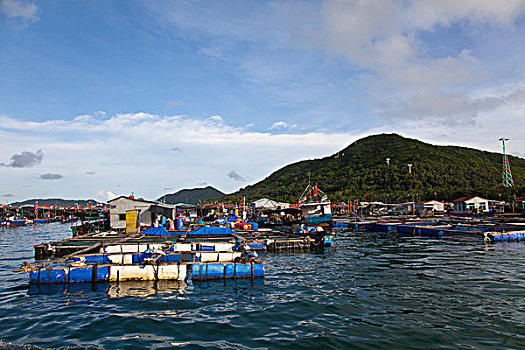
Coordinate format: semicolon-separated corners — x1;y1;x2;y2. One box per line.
1;0;525;203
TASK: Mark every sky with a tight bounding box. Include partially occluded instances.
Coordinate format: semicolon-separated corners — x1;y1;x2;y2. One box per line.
1;0;525;203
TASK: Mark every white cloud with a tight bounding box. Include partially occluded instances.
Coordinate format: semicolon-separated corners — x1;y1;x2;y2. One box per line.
405;1;525;29
269;121;298;130
0;112;354;201
98;190;116;201
0;0;38;21
307;0;525;125
198;47;223;58
142;0;525;130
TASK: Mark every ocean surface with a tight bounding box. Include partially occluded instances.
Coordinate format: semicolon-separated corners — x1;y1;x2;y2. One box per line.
0;223;524;349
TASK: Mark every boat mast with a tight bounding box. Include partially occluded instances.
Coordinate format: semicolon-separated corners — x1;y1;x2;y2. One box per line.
308;171;312;202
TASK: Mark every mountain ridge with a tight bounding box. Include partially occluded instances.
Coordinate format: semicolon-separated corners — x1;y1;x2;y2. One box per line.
158;186;225;205
8;198;101;207
228;133;525;203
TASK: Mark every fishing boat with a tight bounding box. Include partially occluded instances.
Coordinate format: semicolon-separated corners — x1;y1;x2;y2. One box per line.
3;217;27;227
298;182;332;225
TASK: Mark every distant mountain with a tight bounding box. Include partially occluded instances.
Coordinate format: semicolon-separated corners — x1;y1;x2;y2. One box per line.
9;198;101;207
158;186;225;205
227;133;525;203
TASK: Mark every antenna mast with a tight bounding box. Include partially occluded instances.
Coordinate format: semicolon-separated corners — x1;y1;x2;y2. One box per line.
499;137;514;187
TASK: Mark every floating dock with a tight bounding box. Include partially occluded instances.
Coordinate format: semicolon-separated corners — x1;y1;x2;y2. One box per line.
22;224;334;285
29;261;265;284
484;231;525;243
34;228;329;260
331;216;525;242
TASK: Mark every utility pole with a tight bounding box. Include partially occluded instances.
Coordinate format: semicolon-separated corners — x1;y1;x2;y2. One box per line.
163;187;173;204
499;138;514;187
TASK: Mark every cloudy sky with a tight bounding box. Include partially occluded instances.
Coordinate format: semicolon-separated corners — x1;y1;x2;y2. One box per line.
2;0;525;202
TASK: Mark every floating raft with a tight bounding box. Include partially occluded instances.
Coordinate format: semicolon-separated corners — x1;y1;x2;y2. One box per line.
356;219;525;239
24;229;268;284
29;262;265;284
484;231;525;243
24;225;333;285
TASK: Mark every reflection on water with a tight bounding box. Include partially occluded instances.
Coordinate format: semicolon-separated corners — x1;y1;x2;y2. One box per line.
27;278;265;299
27;280;188;298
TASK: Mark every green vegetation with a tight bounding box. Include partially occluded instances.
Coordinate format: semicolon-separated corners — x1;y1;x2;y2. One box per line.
227;134;525;203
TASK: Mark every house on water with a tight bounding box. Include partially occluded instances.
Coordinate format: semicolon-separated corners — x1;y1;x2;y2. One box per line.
414;200;445;214
452;196;490;214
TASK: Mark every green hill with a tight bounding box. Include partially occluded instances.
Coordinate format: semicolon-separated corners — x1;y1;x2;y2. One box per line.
229;134;525;203
10;198;101;207
159;186;225;205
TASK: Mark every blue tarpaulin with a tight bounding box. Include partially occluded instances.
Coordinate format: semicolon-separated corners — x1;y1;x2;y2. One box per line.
188;226;236;235
141;227;177;236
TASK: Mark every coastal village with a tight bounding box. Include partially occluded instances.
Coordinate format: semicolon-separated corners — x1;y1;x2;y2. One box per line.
3;2;525;348
1;132;524;297
3;179;525;285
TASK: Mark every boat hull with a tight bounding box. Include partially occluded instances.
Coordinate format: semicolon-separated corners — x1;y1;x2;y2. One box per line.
4;220;27;227
305;214;332;225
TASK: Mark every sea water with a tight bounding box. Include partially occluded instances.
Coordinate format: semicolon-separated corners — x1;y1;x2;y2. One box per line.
0;223;524;349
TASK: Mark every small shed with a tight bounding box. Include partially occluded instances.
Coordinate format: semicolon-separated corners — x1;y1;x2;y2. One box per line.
415;200;445;214
251;198;290;210
108;196;176;230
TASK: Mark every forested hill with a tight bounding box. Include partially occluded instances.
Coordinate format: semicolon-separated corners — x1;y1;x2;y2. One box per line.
231;134;525;203
159;186;225;205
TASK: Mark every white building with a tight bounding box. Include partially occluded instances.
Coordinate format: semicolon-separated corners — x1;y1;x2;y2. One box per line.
108;196;176;230
414;200;445;214
251;198;290;210
452;196;490;214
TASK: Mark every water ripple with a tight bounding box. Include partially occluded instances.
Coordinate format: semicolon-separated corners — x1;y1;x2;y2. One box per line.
0;225;524;349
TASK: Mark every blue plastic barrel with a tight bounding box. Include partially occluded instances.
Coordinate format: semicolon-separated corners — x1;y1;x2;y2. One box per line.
175;218;183;230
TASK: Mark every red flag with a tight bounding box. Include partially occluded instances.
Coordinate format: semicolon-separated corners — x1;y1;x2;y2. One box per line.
314;184;318;195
